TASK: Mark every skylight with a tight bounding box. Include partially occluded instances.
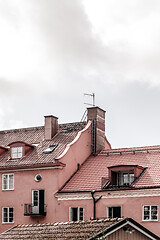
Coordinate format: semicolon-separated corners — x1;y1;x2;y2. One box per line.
43;144;58;154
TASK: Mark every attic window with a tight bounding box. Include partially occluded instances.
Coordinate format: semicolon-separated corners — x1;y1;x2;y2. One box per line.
43;144;58;154
11;147;23;159
107;165;145;189
111;170;134;186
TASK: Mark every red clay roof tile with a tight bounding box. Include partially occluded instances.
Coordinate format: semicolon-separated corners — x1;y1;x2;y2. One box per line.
0;218;122;239
61;146;160;191
0;122;86;169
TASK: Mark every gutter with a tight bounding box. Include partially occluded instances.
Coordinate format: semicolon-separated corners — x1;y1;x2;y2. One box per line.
0;161;65;171
91;190;102;220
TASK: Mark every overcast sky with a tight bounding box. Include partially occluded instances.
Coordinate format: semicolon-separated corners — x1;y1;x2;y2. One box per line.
0;0;160;148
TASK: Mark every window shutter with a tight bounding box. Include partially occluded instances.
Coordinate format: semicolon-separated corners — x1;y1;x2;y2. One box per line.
39;190;45;214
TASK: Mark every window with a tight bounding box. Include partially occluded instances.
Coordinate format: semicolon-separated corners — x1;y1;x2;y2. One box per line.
111;171;134;186
107;206;121;218
11;147;23;159
2;207;14;223
32;190;45;214
143;205;158;221
24;190;46;216
34;174;42;182
123;173;134;186
69;207;84;221
2;174;14;190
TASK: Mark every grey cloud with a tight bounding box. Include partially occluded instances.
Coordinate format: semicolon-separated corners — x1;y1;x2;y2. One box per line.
103;81;160;148
0;0;160;149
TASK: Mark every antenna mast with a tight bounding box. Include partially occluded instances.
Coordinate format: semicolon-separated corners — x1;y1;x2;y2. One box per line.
80;93;96;122
84;93;95;107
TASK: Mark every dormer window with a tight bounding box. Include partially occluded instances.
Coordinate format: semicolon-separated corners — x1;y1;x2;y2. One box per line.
107;165;145;188
11;147;23;159
111;170;134;187
123;172;134;185
8;141;34;160
118;171;134;186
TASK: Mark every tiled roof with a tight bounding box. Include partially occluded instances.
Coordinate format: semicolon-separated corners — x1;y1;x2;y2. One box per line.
0;126;45;145
61;145;160;191
0;122;86;169
0;218;122;239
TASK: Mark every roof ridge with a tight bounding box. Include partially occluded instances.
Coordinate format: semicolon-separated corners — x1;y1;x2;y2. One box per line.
0;122;86;134
16;218;123;228
103;144;160;152
101;145;160;155
0;126;44;134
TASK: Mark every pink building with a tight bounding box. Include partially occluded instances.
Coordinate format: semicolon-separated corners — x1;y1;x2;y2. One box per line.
0;107;160;237
0;218;160;239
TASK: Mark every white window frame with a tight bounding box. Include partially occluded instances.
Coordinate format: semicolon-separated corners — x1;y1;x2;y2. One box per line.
2;207;14;224
2;173;14;191
69;207;84;221
117;171;134;186
107;206;121;218
11;147;23;159
142;205;158;221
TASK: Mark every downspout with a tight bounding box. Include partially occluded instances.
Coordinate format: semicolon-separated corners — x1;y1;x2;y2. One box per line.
91;190;102;220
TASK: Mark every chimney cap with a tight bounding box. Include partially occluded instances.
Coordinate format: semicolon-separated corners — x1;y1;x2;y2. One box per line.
44;115;58;119
87;106;106;113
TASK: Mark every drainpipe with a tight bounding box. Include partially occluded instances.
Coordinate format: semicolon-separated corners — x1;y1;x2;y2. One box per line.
91;190;102;220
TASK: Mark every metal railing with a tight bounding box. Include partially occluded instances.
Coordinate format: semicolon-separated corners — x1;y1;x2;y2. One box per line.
24;204;46;216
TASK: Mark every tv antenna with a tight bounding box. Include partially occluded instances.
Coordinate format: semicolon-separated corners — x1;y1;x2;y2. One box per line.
84;93;95;107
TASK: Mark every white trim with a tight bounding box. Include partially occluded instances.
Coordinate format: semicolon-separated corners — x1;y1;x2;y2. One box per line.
103;222;127;238
56;188;160;201
32;190;39;214
2;207;14;224
0;166;63;173
102;221;158;240
142;205;158;222
11;147;23;159
56;121;92;160
106;206;121;218
34;174;42;182
69;207;84;221
126;221;158;240
2;173;14;191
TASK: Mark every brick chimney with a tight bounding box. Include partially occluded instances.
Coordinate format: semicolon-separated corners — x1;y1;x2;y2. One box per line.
87;107;105;154
44;115;58;140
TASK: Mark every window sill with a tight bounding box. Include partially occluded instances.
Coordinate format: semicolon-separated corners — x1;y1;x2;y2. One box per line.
142;219;158;222
2;222;14;224
2;189;14;191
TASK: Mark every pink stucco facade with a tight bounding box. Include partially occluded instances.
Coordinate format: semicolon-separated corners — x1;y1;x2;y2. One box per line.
0;119;92;233
0;106;160;238
56;190;160;237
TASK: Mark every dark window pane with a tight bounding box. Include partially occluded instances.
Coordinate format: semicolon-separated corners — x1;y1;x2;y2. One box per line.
9;208;14;222
108;207;121;218
108;207;112;218
72;208;78;221
111;171;117;185
113;207;121;218
3;208;8;222
151;206;158;220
